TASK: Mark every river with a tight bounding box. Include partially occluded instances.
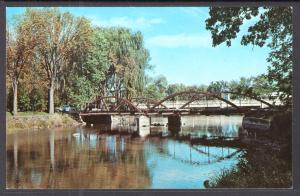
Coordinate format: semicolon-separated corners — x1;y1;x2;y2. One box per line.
6;115;244;189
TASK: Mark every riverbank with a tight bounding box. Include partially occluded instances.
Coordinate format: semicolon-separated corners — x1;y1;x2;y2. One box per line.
208;111;292;188
208;145;292;188
6;112;81;133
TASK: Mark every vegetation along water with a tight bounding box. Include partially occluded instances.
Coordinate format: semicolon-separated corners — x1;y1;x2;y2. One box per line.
6;7;292;188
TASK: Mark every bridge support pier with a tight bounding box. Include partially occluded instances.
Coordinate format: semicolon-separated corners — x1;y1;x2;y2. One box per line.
135;115;150;137
168;114;181;135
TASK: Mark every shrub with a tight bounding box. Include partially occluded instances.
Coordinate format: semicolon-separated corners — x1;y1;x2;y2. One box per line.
30;88;46;111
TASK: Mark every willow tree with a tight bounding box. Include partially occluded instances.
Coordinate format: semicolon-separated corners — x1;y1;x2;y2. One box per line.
22;8;93;113
206;7;292;106
90;27;151;100
6;18;36;115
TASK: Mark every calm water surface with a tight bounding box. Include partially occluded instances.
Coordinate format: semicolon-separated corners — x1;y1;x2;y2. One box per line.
6;115;243;189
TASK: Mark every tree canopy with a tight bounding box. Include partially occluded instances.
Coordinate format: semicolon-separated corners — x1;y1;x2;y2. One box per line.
206;7;292;106
6;8;152;113
6;7;284;114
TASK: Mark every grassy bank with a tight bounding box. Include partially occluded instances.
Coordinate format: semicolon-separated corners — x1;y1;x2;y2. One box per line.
209;150;292;188
6;112;81;132
6;112;48;117
208;111;292;188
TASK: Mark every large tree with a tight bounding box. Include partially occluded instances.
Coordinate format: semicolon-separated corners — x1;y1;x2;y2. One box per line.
206;7;292;106
6;18;36;115
22;8;93;114
90;27;151;100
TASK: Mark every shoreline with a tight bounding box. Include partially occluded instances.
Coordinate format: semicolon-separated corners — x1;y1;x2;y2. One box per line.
6;113;82;133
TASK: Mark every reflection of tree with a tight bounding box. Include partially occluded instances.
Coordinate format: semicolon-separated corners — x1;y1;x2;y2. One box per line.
6;130;151;188
13;133;20;188
47;130;56;188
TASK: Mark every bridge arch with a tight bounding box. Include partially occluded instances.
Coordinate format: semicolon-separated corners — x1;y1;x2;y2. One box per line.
179;94;207;109
222;91;274;108
179;91;274;109
130;97;168;109
84;96;142;113
150;91;242;111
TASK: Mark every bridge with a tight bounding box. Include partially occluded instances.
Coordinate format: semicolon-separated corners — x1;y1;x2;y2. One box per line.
78;90;282;133
80;90;281;115
75;90;285;151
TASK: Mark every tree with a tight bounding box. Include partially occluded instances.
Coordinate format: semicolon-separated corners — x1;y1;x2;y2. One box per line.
206;7;292;106
154;75;168;95
166;83;186;96
90;27;151;100
252;75;276;98
22;8;93;114
6;17;36;115
69;76;96;109
207;80;229;95
18;85;31;112
30;88;46;111
144;84;163;100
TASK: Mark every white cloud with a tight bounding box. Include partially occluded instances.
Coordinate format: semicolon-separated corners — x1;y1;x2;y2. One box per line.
88;16;165;29
147;33;212;48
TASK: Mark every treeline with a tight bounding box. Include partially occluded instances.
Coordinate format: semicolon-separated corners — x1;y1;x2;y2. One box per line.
144;74;276;100
6;8;279;115
6;8;151;115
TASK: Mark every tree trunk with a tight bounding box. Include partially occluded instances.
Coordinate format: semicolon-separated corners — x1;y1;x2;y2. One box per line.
12;78;18;116
102;81;106;96
48;81;55;114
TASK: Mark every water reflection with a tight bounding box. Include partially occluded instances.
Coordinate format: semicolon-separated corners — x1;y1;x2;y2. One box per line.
6;115;243;189
151;115;242;138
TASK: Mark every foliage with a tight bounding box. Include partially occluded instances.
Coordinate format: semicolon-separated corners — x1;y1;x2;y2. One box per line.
166;83;187;99
207;80;228;95
6;12;37;115
90;27;151;99
143;75;169;100
30;88;46;112
17;86;31;112
21;8;94;113
206;7;292;106
6;7;286;114
6;8;152;113
209;111;292;188
68;76;96;109
144;84;163;100
210;148;292;188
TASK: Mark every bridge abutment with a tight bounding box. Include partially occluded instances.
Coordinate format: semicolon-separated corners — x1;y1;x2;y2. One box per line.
82;114;112;127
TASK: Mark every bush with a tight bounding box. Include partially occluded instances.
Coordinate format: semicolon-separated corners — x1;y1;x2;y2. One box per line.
209;148;292;188
18;86;31;112
30;88;46;111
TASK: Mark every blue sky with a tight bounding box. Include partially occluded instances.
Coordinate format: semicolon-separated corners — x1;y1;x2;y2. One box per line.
6;7;270;86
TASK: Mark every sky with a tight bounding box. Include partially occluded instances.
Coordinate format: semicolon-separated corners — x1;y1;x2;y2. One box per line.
6;7;270;86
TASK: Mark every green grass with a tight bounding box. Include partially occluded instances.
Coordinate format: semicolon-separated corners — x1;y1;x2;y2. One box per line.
6;113;80;132
6;111;49;117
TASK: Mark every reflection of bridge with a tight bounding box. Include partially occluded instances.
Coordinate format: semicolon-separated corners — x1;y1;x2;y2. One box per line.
81;91;280;115
151;139;243;166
